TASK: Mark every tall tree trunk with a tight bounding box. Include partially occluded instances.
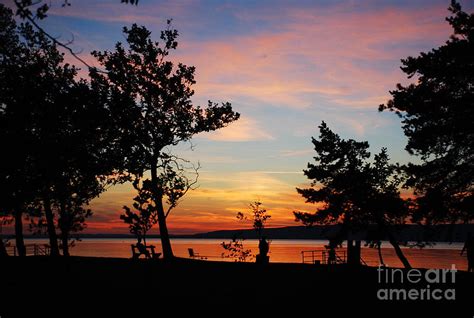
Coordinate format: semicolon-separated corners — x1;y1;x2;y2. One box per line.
388;232;411;269
377;220;410;269
14;208;26;257
43;198;60;256
150;160;174;259
156;198;173;259
59;202;69;257
377;242;384;266
61;233;69;257
0;232;8;257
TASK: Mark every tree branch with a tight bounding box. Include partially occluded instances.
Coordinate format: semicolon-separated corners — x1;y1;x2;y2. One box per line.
14;0;107;73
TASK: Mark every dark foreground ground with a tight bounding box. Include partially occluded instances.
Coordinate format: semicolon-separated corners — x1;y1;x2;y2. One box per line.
1;257;473;317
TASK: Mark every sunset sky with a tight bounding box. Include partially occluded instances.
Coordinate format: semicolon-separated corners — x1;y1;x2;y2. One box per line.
5;0;472;234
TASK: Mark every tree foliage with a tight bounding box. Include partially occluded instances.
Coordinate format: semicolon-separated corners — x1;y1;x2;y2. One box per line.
0;4;121;256
294;122;411;268
379;1;474;224
237;201;271;238
13;0;139;69
92;22;240;258
221;236;253;262
120;178;157;245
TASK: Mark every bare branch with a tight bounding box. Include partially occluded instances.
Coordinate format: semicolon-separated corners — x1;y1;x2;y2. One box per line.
14;0;107;73
164;160;200;218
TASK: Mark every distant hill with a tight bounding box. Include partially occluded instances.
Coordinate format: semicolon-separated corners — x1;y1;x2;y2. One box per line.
189;224;474;242
11;224;473;242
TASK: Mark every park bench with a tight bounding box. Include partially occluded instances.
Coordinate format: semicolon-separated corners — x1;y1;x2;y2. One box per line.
131;244;161;259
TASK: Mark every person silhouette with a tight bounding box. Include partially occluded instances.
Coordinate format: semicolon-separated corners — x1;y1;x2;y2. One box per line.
257;237;270;264
327;247;336;264
136;237;151;259
461;233;474;272
259;237;269;257
325;238;338;265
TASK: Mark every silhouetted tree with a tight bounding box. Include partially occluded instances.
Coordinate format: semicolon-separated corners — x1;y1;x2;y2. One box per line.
121;178;157;246
0;240;7;257
237;201;271;263
294;122;412;268
13;0;138;70
365;227;386;266
92;22;239;259
221;236;253;262
2;5;41;256
54;169;100;256
379;1;473;225
121;156;198;247
45;77;122;256
237;201;271;238
0;212;12;257
0;4;122;256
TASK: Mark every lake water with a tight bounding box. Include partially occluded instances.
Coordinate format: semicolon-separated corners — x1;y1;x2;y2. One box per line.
21;238;468;270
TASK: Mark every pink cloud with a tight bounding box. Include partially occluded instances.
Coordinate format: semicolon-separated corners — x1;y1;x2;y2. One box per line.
51;1;452;111
197;116;274;142
173;4;451;110
39;2;456;234
48;1;195;25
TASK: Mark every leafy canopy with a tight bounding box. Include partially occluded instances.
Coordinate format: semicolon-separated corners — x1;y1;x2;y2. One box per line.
379;1;473;223
294;122;407;231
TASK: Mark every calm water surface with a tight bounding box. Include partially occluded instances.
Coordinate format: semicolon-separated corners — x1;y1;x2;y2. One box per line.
23;238;468;270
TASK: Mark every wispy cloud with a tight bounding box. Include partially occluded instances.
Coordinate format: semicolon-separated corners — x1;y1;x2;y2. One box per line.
51;0;452;112
197;116;274;142
40;0;460;234
48;0;195;25
175;3;451;111
279;149;314;157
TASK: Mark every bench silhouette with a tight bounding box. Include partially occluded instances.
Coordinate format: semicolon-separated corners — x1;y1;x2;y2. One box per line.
188;248;224;260
131;244;161;259
188;248;209;260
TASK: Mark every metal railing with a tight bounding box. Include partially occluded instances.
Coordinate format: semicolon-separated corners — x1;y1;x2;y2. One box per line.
32;244;50;256
301;249;346;264
4;244;51;256
301;249;322;264
301;249;369;265
5;245;17;256
322;250;346;264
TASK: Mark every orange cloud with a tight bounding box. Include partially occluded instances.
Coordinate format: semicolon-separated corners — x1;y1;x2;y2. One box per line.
85;170;315;234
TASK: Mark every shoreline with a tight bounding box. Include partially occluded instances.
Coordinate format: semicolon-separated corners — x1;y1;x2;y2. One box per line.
4;239;468;269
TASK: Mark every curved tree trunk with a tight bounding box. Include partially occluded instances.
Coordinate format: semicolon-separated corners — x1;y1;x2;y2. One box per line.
14;209;26;257
376;220;410;269
43;198;60;256
388;232;411;269
150;161;174;259
377;242;385;266
156;197;173;259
